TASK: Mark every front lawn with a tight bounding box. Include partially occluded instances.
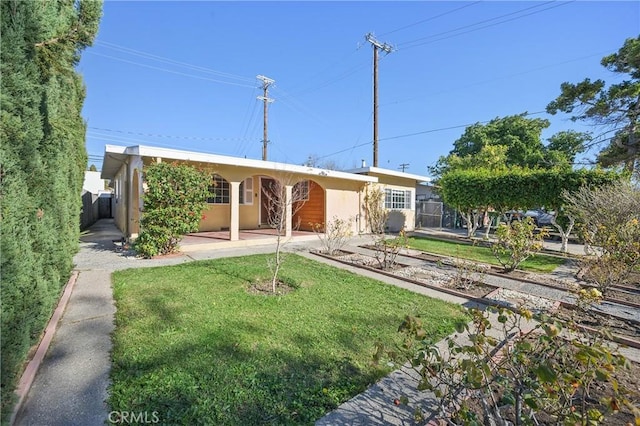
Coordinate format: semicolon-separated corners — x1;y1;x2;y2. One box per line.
407;236;566;273
110;254;468;425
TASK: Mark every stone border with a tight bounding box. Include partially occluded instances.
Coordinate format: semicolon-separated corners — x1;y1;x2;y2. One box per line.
10;270;79;425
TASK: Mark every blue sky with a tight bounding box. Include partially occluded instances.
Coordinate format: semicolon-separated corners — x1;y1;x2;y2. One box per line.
80;1;639;176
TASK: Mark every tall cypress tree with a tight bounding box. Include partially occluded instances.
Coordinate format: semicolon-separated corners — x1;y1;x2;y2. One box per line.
0;1;102;419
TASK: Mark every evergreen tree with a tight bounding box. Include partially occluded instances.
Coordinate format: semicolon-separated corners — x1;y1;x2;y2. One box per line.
547;36;640;176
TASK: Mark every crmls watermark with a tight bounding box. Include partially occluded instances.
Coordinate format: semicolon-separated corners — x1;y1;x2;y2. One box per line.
108;411;160;424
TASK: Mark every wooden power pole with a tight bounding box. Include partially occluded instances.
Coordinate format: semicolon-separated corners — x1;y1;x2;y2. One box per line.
365;33;393;167
257;75;275;161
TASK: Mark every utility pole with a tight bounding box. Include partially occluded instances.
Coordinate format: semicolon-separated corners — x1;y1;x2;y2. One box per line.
365;33;393;167
257;75;275;161
398;163;409;172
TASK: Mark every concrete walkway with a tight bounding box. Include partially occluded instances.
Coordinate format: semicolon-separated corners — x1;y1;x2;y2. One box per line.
10;220;638;425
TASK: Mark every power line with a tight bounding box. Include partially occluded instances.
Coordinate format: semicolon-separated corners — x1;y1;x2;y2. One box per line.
380;1;482;37
381;49;613;107
315;111;547;160
398;1;573;50
87;51;256;88
88;127;255;142
95;40;256;83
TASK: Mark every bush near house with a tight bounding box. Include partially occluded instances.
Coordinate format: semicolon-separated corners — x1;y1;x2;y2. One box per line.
134;162;211;258
0;1;102;421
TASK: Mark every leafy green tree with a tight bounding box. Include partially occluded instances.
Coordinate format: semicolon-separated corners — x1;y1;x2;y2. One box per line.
0;0;102;419
544;130;590;168
546;36;640;176
430;114;551;177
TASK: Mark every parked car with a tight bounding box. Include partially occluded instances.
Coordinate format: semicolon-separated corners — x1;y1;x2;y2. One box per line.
504;209;555;227
524;209;555;227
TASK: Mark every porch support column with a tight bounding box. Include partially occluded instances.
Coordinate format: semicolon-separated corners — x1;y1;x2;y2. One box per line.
230;181;240;241
285;184;293;238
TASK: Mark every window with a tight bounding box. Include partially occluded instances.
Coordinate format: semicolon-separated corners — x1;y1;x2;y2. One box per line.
207;175;229;204
294;180;310;201
208;176;254;205
384;189;412;210
239;177;253;205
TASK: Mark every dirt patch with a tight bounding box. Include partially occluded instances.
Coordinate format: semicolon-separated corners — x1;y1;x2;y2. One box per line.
247;279;296;296
384;265;494;299
514;269;640;306
555;304;640;340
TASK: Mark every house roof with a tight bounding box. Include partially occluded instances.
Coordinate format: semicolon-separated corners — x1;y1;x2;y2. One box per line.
101;145;378;183
346;166;432;184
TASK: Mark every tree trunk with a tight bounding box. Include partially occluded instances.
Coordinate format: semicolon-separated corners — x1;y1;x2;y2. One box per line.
551;216;574;253
462;210;480;238
483;209;492;240
271;233;281;293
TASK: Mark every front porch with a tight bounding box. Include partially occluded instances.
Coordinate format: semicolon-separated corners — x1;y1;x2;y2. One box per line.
179;228;318;252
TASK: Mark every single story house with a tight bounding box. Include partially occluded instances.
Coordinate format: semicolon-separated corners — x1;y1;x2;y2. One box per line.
347;166;432;232
100;145;431;241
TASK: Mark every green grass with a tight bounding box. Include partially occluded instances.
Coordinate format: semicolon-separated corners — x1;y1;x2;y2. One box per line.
406;236;566;273
110;254;468;425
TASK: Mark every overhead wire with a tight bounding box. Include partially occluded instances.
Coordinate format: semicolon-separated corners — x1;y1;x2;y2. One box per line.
379;1;482;37
398;1;574;50
87;51;257;88
95;40;256;83
88;127;255;143
381;49;616;107
315;111;547;160
235;84;261;156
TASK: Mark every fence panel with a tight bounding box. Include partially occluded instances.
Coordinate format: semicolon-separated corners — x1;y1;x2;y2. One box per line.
415;200;443;228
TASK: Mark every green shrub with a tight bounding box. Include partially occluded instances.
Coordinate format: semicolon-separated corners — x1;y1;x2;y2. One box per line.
135;162;211;258
491;217;547;272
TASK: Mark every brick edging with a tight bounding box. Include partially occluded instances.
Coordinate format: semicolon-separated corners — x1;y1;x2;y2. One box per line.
10;270;80;425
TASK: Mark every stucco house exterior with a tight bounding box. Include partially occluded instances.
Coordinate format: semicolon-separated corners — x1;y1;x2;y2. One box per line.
347;166;432;232
100;145;430;241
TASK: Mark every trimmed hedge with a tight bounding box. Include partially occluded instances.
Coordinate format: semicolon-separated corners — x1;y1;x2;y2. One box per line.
438;168;622;212
0;1;102;421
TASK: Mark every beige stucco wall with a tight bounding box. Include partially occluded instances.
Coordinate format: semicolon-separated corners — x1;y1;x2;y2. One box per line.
368;174;417;233
111;156;144;238
324;180;367;235
197;172;368;234
119;158;374;237
198;175;260;231
112;164;127;234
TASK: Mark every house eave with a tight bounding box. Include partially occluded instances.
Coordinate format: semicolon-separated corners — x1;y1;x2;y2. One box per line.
102;145;378;183
346;166;432;184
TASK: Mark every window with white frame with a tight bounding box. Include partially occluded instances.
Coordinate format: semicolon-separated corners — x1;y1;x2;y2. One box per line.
294;180;310;201
384;188;412;210
207;175;229;204
239;177;253;205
